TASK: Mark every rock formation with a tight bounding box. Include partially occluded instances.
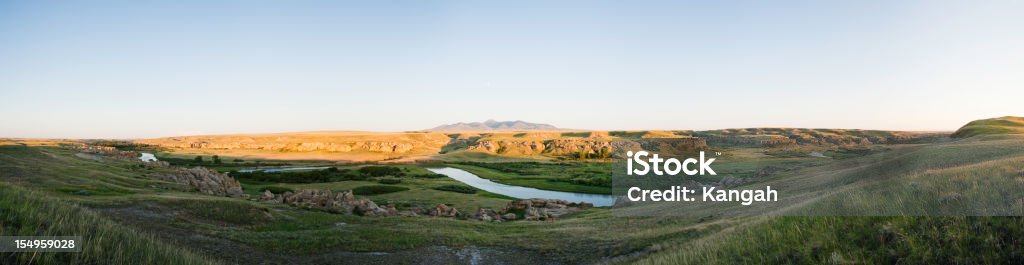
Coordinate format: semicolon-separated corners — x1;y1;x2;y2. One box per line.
260;189;420;217
502;199;592;221
465;199;593;222
153;167;246;198
135;132;451;155
66;144;140;160
427;204;460;217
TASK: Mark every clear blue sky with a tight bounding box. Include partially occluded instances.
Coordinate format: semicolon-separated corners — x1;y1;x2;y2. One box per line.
2;1;1022;138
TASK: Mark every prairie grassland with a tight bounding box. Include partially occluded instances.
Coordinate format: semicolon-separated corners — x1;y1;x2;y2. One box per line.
952;116;1024;138
628;135;1024;264
0;184;216;265
2;130;1023;264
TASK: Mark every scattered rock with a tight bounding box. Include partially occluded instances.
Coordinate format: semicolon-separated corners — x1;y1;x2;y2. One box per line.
470;208;501;221
428;204;459;217
263;189;396;216
260;190;276;201
470;199;593;222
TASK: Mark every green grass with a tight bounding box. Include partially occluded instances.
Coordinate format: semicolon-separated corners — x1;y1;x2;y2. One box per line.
152;196;274;225
952;116;1024;138
624;136;1024;264
634;216;1024;264
433;184;477;194
559;132;592;137
0;184;216;265
352;185;410;195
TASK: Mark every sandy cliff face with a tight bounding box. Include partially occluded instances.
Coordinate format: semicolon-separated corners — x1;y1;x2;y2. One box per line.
137;132;451;155
136;130;714;160
136;127;939;162
463;136;707;156
466;140;548;155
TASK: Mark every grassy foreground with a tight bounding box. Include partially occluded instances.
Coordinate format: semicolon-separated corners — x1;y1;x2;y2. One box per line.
636;216;1024;264
0;184;215;265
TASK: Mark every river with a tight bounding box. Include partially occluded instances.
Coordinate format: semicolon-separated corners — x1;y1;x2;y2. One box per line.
427;167;614;207
139;153;157;162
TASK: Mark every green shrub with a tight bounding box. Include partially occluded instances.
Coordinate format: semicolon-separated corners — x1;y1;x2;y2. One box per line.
378;178;402;184
434;185;477;194
411;173;447;178
358;166;404;177
352;185;409;195
231;168;367;183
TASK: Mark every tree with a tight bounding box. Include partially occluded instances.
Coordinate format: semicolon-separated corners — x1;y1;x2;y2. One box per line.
212;155;222;164
193;156;203;163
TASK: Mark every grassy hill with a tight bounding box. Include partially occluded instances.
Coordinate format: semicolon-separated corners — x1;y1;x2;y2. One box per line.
951;116;1024;138
625;134;1024;264
0;142;216;264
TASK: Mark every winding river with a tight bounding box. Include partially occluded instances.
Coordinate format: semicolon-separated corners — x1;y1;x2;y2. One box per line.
228;165;616;206
427;167;614;207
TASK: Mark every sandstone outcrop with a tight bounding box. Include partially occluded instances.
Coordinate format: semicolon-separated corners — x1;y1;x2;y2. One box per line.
136;132;451;155
544;139;613;156
258;190;590;221
464;137;708;158
464;138;614;156
503;199;592;221
153;167;246;198
465;199;593;222
260;189;418;216
66;144;140;160
466;140;547;155
428;204;460;217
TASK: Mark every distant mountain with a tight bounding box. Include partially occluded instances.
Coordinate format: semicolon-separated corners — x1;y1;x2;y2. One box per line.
428;119;559;131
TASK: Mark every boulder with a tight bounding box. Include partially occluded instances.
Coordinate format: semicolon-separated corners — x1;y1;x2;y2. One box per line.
428;204;459;217
470;208;502;221
260;190;275;201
